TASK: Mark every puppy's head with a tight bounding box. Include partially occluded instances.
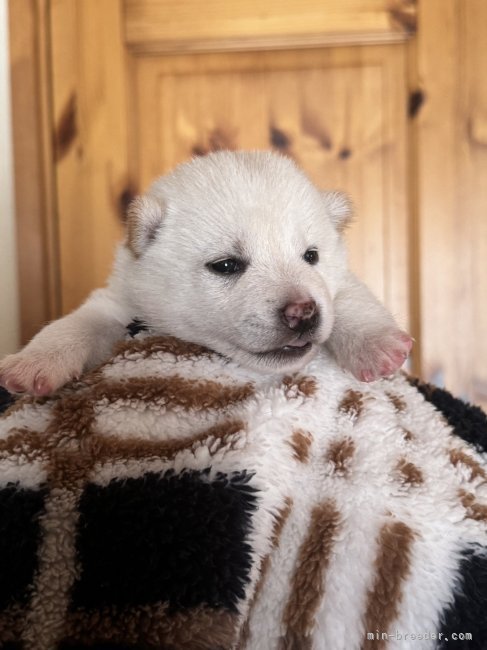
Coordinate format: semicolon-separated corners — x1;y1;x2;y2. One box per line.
126;151;351;373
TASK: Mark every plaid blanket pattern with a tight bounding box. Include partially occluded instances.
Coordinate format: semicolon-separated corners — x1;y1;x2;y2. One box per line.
0;336;486;649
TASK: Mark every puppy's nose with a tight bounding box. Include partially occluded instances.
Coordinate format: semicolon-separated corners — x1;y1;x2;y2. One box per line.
281;300;318;330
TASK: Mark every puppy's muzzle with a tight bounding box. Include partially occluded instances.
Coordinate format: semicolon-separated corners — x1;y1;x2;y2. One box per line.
280;300;320;334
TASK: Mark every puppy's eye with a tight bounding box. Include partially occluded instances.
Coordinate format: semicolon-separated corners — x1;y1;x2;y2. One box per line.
303;248;319;265
207;258;245;275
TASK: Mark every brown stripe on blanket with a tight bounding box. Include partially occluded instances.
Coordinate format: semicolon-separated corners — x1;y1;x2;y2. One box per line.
0;393;51;418
279;633;313;650
402;428;415;442
282;375;317;399
0;427;52;462
450;449;487;481
69;337;217;390
459;489;487;522
361;521;415;650
287;429;313;463
385;391;407;413
112;335;213;361
270;496;294;546
237;497;294;650
325;437;355;476
51;390;98;438
394;458;424;486
63;602;238;649
338;389;364;420
84;419;246;466
37;392;103;487
47;449;97;488
25;388;106;488
90;375;255;411
46;420;247;489
280;500;340;648
21;489;82;650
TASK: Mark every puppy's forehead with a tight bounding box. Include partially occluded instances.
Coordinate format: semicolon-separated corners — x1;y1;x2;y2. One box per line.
158;150;316;200
169;186;320;257
160;153;323;230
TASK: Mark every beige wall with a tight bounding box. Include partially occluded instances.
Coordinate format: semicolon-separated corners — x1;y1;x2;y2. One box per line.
0;0;19;356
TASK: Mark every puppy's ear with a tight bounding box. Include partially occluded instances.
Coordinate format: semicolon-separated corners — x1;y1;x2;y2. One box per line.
322;191;353;233
126;195;164;257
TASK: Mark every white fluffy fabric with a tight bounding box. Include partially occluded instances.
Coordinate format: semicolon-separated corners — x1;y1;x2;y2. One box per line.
0;335;486;650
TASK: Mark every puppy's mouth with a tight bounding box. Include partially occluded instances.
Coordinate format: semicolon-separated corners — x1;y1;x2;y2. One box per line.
280;340;312;353
255;339;314;362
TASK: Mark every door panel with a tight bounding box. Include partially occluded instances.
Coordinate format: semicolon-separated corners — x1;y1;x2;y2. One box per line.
416;0;487;406
133;46;409;324
49;0;411;332
124;0;414;51
50;0;130;312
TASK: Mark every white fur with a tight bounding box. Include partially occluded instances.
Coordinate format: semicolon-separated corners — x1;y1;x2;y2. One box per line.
0;151;411;395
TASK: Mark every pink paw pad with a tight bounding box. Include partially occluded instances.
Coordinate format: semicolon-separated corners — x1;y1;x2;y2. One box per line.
360;370;375;383
355;331;413;383
398;332;414;353
4;379;27;394
34;377;53;397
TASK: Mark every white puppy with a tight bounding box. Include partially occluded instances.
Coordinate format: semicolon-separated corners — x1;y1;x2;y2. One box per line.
0;151;411;396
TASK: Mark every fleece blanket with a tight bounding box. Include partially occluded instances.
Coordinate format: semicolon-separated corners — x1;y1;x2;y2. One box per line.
0;335;487;650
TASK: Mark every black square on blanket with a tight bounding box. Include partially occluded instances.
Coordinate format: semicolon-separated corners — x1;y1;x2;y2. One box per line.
0;484;47;609
72;468;258;612
0;387;16;415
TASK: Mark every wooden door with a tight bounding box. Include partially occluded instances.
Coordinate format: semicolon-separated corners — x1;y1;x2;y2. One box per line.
48;0;411;324
9;0;487;409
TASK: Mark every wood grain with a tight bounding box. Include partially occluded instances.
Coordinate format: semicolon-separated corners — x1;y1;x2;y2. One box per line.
50;0;129;313
9;0;59;343
133;45;410;328
416;0;487;408
124;0;416;52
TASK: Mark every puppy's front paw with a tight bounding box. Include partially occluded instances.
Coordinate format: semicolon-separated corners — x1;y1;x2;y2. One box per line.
350;329;413;382
0;349;85;397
